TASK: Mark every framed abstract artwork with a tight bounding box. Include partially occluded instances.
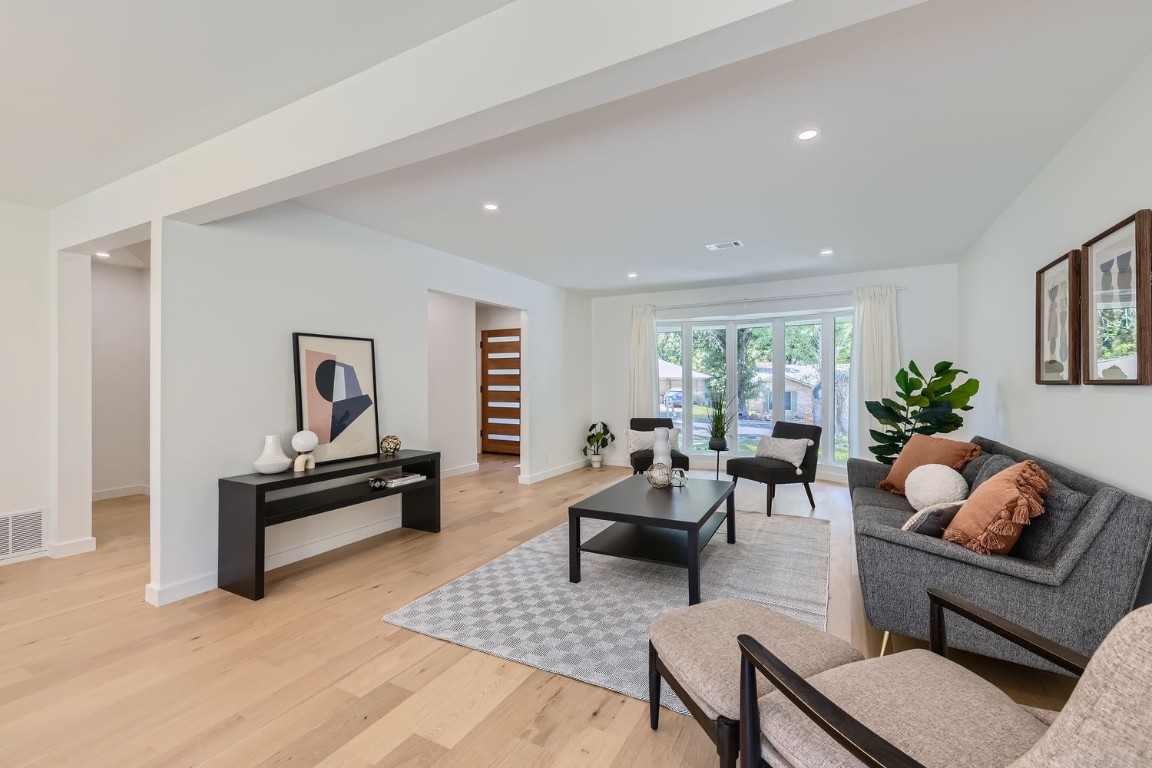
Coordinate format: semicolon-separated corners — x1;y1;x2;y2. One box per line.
1081;210;1152;385
1035;250;1081;384
293;333;380;464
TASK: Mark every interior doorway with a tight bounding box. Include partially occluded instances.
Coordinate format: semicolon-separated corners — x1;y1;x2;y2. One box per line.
476;303;524;459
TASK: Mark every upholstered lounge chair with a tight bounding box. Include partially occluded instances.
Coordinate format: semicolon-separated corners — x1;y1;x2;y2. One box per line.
649;599;862;768
629;417;691;474
737;589;1152;767
726;422;821;515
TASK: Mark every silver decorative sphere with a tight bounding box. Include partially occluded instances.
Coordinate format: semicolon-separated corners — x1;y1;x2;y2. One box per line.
645;462;673;489
379;435;402;455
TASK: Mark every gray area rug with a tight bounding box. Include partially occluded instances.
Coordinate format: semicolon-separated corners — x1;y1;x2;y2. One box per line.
383;511;830;713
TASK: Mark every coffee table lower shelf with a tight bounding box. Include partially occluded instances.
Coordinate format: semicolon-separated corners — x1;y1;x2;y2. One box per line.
579;509;728;568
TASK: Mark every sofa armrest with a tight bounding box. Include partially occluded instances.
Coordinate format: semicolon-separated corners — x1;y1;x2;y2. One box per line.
855;519;1065;586
848;458;890;494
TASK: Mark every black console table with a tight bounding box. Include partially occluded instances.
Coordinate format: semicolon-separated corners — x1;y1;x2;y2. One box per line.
218;449;440;600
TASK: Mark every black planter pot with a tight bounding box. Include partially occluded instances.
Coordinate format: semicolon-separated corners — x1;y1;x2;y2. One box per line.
708;437;728;452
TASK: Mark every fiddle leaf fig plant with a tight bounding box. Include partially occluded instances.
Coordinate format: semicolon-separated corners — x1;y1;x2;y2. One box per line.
865;360;980;465
582;421;616;456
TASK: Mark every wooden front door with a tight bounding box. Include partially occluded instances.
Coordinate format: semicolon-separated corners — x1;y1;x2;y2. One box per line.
480;328;522;455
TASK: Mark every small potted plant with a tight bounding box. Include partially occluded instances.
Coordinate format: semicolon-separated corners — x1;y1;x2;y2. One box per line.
582;421;615;468
708;385;737;452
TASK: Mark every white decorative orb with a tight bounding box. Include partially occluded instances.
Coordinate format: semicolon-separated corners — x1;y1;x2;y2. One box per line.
905;464;969;512
291;430;318;453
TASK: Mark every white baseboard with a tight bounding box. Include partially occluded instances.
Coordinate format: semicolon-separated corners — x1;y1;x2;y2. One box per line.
815;465;848;485
263;512;403;570
93;485;150;501
145;572;218;607
0;549;48;566
441;463;479;479
519;459;588;485
48;536;96;558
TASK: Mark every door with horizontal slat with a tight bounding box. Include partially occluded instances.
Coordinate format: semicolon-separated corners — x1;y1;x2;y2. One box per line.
480;328;521;455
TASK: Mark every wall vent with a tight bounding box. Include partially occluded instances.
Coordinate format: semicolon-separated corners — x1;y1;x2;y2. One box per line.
0;510;45;560
705;240;744;251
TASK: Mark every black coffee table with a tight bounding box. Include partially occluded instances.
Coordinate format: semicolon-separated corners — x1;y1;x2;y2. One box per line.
568;475;736;605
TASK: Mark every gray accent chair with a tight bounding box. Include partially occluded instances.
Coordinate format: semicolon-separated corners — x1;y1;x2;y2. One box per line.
727;422;821;515
629;417;690;474
737;589;1152;767
850;435;1152;672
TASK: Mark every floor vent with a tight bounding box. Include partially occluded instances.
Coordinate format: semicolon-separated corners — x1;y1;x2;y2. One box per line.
0;510;45;560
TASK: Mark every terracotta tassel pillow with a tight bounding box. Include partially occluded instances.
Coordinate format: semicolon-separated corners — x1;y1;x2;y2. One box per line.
877;434;982;496
943;460;1050;555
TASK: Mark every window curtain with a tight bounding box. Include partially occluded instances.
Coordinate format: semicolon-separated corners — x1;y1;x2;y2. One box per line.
850;285;900;459
630;304;658;417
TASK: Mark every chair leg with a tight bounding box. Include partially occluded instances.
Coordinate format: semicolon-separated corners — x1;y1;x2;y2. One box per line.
649;642;660;730
803;482;815;509
765;485;773;517
716;717;739;768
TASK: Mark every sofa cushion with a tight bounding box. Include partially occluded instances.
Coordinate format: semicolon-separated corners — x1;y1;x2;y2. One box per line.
972;454;1016;489
852;487;917;514
960;453;992;485
728;456;807;484
944;461;1051;555
854;504;916;530
877;434;982;495
905;464;969;511
1013;480;1091;561
758;650;1048;768
650;599;862;721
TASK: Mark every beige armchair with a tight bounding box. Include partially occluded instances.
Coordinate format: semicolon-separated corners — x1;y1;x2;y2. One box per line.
737;589;1152;767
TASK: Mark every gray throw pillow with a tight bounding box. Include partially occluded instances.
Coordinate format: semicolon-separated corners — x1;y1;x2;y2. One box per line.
1012;480;1090;561
901;502;965;538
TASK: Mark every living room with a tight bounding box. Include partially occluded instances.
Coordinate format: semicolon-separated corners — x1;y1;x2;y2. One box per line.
2;0;1152;765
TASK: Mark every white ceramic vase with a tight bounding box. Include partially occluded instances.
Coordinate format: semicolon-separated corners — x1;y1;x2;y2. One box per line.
590;454;604;468
652;427;673;467
254;434;291;474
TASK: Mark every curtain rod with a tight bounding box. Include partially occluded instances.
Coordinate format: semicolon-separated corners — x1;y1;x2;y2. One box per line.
656;286;904;312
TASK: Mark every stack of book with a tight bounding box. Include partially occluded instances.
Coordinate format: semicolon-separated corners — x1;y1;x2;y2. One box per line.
368;471;427;490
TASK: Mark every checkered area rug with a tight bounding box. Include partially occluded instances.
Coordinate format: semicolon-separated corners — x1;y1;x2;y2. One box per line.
383;511;830;714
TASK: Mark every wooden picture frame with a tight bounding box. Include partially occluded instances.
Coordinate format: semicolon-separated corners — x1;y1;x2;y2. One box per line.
1080;210;1152;385
293;332;381;464
1035;250;1081;384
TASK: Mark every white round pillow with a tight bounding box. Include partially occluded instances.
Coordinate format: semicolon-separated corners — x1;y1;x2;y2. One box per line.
904;463;969;512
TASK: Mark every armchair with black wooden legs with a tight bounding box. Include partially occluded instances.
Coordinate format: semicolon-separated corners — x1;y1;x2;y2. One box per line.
726;422;820;516
737;588;1152;768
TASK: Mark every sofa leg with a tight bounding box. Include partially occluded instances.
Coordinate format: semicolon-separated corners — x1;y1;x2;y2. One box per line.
803;482;815;509
649;642;660;730
716;717;738;768
766;485;773;517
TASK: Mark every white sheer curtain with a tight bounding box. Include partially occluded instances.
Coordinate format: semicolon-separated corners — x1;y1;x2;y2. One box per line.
630;304;658;418
851;285;901;458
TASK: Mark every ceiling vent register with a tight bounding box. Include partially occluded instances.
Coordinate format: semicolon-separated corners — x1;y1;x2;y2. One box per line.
705;241;744;251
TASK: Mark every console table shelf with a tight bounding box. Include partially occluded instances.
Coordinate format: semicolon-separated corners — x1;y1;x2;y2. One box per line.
218;449;440;600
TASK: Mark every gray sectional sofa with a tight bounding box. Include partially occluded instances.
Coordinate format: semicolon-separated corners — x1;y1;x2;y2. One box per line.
850;435;1152;672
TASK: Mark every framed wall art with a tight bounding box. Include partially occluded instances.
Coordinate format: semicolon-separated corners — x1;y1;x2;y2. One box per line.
1035;250;1081;384
293;333;380;464
1081;210;1152;385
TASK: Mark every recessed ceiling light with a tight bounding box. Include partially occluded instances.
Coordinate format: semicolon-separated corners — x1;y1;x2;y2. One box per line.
797;128;820;142
627;272;638;279
482;202;500;211
819;249;834;256
95;251;111;258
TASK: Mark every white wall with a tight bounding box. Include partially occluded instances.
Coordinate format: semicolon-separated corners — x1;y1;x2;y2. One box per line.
0;200;50;522
477;304;521;331
91;263;149;498
428;291;479;477
959;53;1152;496
150;203;591;603
589;264;959;466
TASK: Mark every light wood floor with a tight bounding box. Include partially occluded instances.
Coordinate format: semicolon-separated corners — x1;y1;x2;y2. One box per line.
0;458;1073;768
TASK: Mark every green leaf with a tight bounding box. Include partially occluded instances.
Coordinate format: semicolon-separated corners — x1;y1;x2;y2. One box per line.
866;400;901;424
907;361;924;379
895;368;910;393
933;361;954;375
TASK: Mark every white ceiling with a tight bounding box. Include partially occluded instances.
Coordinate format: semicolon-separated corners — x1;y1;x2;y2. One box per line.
0;0;513;207
297;0;1152;295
